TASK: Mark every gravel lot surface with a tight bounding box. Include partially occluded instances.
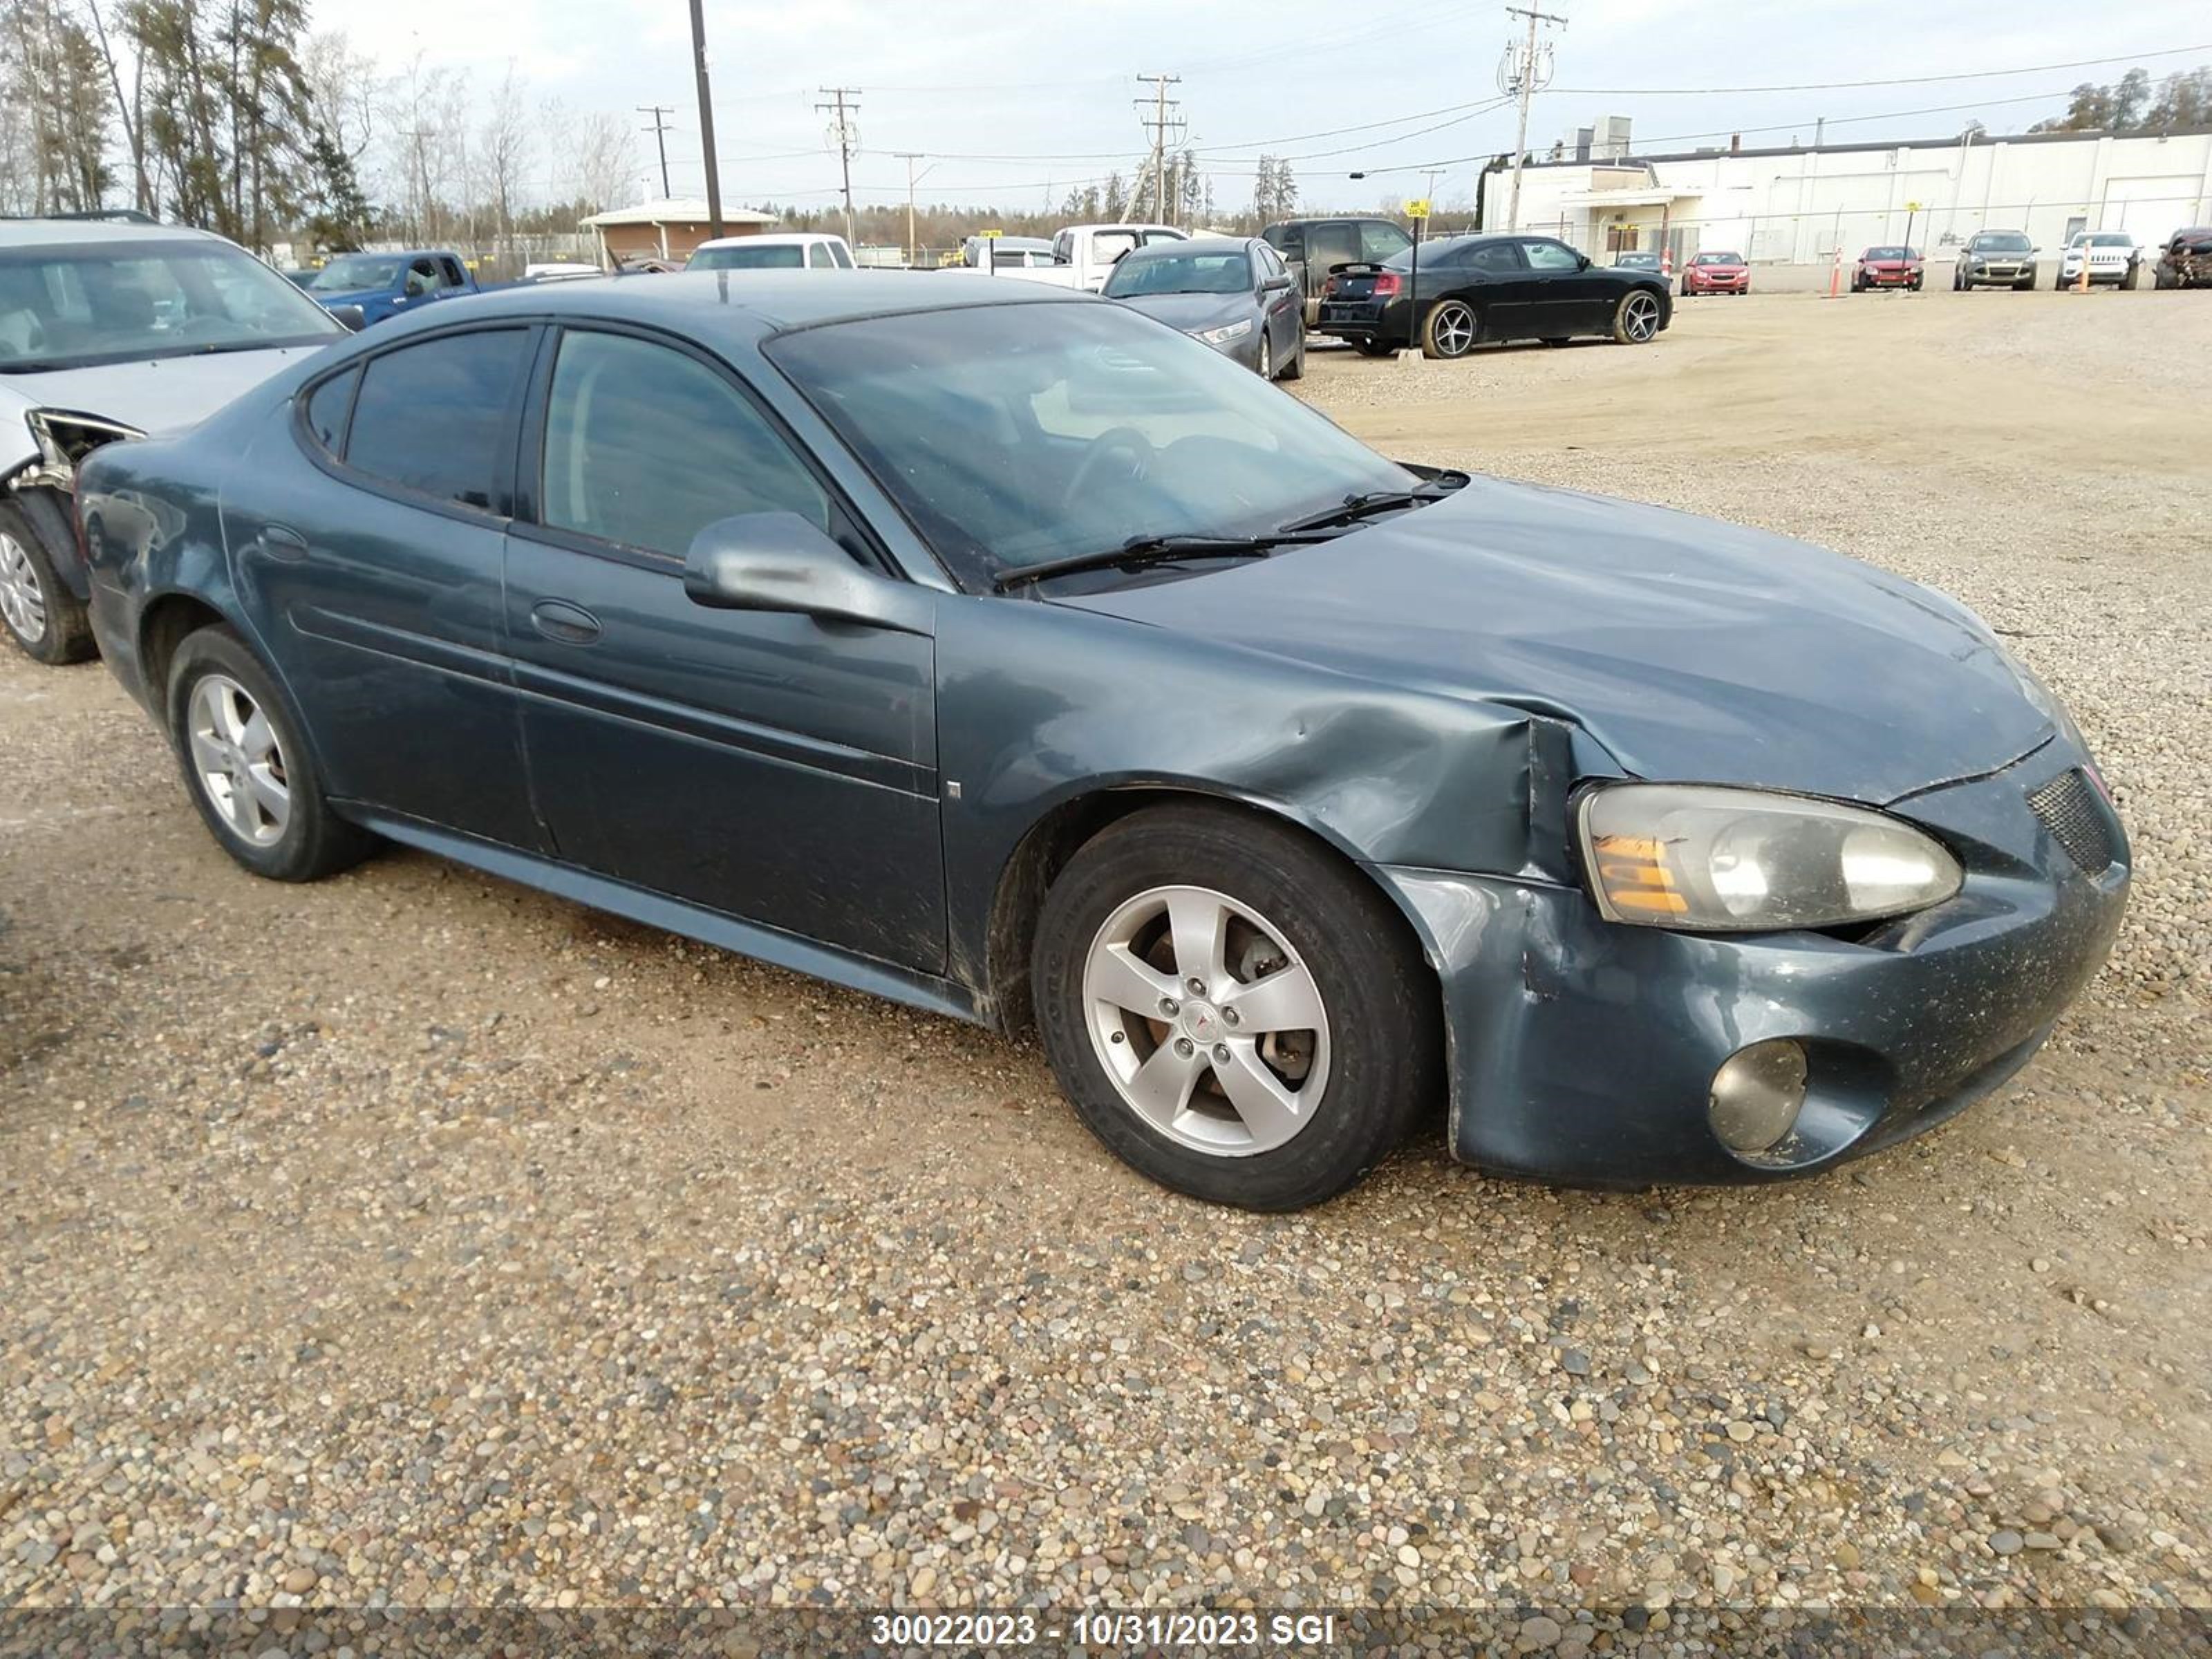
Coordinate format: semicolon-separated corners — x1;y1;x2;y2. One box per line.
2;285;2206;1637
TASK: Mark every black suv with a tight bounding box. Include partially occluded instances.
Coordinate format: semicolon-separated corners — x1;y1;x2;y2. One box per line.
2153;226;2212;289
1261;218;1412;324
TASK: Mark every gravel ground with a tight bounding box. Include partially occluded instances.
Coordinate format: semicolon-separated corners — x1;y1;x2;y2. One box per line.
1;285;2207;1640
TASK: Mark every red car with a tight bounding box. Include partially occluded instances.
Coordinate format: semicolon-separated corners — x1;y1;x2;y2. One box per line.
1681;250;1749;296
1853;246;1924;292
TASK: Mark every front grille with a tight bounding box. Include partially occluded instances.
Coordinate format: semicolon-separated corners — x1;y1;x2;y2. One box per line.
2028;769;2117;873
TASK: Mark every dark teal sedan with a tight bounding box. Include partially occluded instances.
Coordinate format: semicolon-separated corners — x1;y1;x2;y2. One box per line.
73;273;2128;1209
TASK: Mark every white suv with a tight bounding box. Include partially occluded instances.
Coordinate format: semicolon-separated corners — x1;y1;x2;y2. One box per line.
2056;231;2143;290
0;215;345;664
686;232;856;272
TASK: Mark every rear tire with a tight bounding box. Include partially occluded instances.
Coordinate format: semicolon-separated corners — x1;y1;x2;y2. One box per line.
0;500;95;666
1354;337;1396;358
166;625;375;883
1420;298;1479;359
1033;804;1439;1210
1541;337;1571;348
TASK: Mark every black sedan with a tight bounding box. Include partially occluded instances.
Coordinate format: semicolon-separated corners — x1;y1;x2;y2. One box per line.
1100;236;1304;379
75;275;2125;1210
1319;232;1671;357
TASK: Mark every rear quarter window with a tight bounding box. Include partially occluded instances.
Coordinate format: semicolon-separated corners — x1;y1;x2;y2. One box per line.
301;368;357;452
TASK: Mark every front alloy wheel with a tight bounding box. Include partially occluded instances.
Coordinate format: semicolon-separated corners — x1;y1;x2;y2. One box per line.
1082;885;1329;1158
0;529;45;648
1033;805;1438;1209
1613;290;1662;344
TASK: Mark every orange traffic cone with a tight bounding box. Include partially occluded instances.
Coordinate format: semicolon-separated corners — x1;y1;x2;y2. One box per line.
2075;250;2090;293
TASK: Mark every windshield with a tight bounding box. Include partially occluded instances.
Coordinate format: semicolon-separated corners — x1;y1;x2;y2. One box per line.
1693;252;1742;265
1103;250;1252;297
2082;232;2132;247
769;302;1411;590
688;243;805;270
306;255;406;292
0;241;344;372
1618;254;1656;266
1973;233;2031;252
1864;247;1914;260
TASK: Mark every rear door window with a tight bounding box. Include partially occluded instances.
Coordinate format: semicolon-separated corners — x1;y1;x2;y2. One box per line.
341;328;532;512
1308;223;1357;274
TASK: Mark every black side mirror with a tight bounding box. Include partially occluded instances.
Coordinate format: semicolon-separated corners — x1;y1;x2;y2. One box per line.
1575;252;1591;270
683;512;932;635
328;304;366;332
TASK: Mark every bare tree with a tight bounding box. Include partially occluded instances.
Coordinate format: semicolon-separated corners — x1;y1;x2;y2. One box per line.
571;106;635;214
478;60;529;264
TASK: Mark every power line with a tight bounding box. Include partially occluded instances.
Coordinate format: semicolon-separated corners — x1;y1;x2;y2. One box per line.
1552;42;2212;96
1502;5;1568;232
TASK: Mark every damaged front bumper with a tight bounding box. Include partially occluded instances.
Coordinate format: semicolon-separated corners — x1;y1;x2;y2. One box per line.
1375;740;2130;1186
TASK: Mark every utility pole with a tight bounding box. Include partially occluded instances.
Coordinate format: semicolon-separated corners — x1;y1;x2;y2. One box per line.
638;105;674;198
688;0;723;236
1501;6;1566;232
818;87;862;244
1134;73;1181;225
894;152;934;267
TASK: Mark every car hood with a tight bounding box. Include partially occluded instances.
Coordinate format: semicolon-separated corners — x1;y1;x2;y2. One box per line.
1053;477;2052;805
0;344;330;443
1114;293;1250;332
304;287;388;307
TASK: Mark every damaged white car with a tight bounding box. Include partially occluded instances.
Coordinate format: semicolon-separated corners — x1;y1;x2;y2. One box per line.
0;215;346;663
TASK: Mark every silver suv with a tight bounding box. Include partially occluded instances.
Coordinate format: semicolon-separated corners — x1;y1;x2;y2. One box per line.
1953;229;2037;291
0;214;344;664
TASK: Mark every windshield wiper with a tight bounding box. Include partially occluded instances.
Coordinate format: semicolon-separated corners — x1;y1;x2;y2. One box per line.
1277;471;1470;535
994;531;1333;592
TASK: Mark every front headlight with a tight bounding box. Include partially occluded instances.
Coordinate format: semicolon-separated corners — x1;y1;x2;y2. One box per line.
1578;784;1963;931
1195;319;1253;345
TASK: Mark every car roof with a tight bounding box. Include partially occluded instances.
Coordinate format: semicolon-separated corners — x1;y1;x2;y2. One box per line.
695;232;847;251
375;268;1085;341
0;218;237;252
1118;236;1254;257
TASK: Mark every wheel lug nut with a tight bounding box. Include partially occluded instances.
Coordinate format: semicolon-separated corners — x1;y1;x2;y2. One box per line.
1160;997;1180;1017
1212;1043;1231;1063
1221;1007;1239;1027
1186;977;1206;995
1174;1038;1194;1058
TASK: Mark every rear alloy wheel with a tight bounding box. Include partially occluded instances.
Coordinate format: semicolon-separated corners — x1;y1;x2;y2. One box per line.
1612;289;1662;344
167;626;375;882
0;502;94;666
1034;805;1438;1210
1421;299;1478;359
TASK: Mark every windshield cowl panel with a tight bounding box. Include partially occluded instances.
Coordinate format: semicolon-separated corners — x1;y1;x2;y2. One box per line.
767;302;1412;593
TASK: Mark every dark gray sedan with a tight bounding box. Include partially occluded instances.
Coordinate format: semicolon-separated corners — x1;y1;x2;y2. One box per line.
75;274;2127;1209
1100;236;1304;379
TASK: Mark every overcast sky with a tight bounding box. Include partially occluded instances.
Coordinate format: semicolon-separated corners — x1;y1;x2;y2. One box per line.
345;0;2212;212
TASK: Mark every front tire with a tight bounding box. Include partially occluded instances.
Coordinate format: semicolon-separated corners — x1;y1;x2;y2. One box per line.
1611;288;1662;344
1033;805;1439;1210
1280;328;1305;379
0;501;94;666
166;626;375;883
1421;298;1479;359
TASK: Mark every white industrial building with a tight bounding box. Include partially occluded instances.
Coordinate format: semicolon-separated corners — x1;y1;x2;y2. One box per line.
1490;120;2212;267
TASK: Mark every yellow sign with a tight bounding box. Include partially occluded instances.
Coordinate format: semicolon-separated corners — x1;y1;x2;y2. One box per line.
1904;200;1923;213
982;228;1004;238
1405;199;1432;221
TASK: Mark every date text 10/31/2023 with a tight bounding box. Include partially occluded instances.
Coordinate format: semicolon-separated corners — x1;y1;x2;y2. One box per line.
868;1611;1342;1649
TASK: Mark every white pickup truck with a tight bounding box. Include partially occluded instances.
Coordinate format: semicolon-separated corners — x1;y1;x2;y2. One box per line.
980;223;1188;292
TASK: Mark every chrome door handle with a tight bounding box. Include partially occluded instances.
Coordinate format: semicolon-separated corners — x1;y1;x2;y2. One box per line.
259;525;309;561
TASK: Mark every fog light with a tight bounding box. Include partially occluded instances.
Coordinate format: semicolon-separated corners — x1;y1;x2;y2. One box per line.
1709;1040;1809;1154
